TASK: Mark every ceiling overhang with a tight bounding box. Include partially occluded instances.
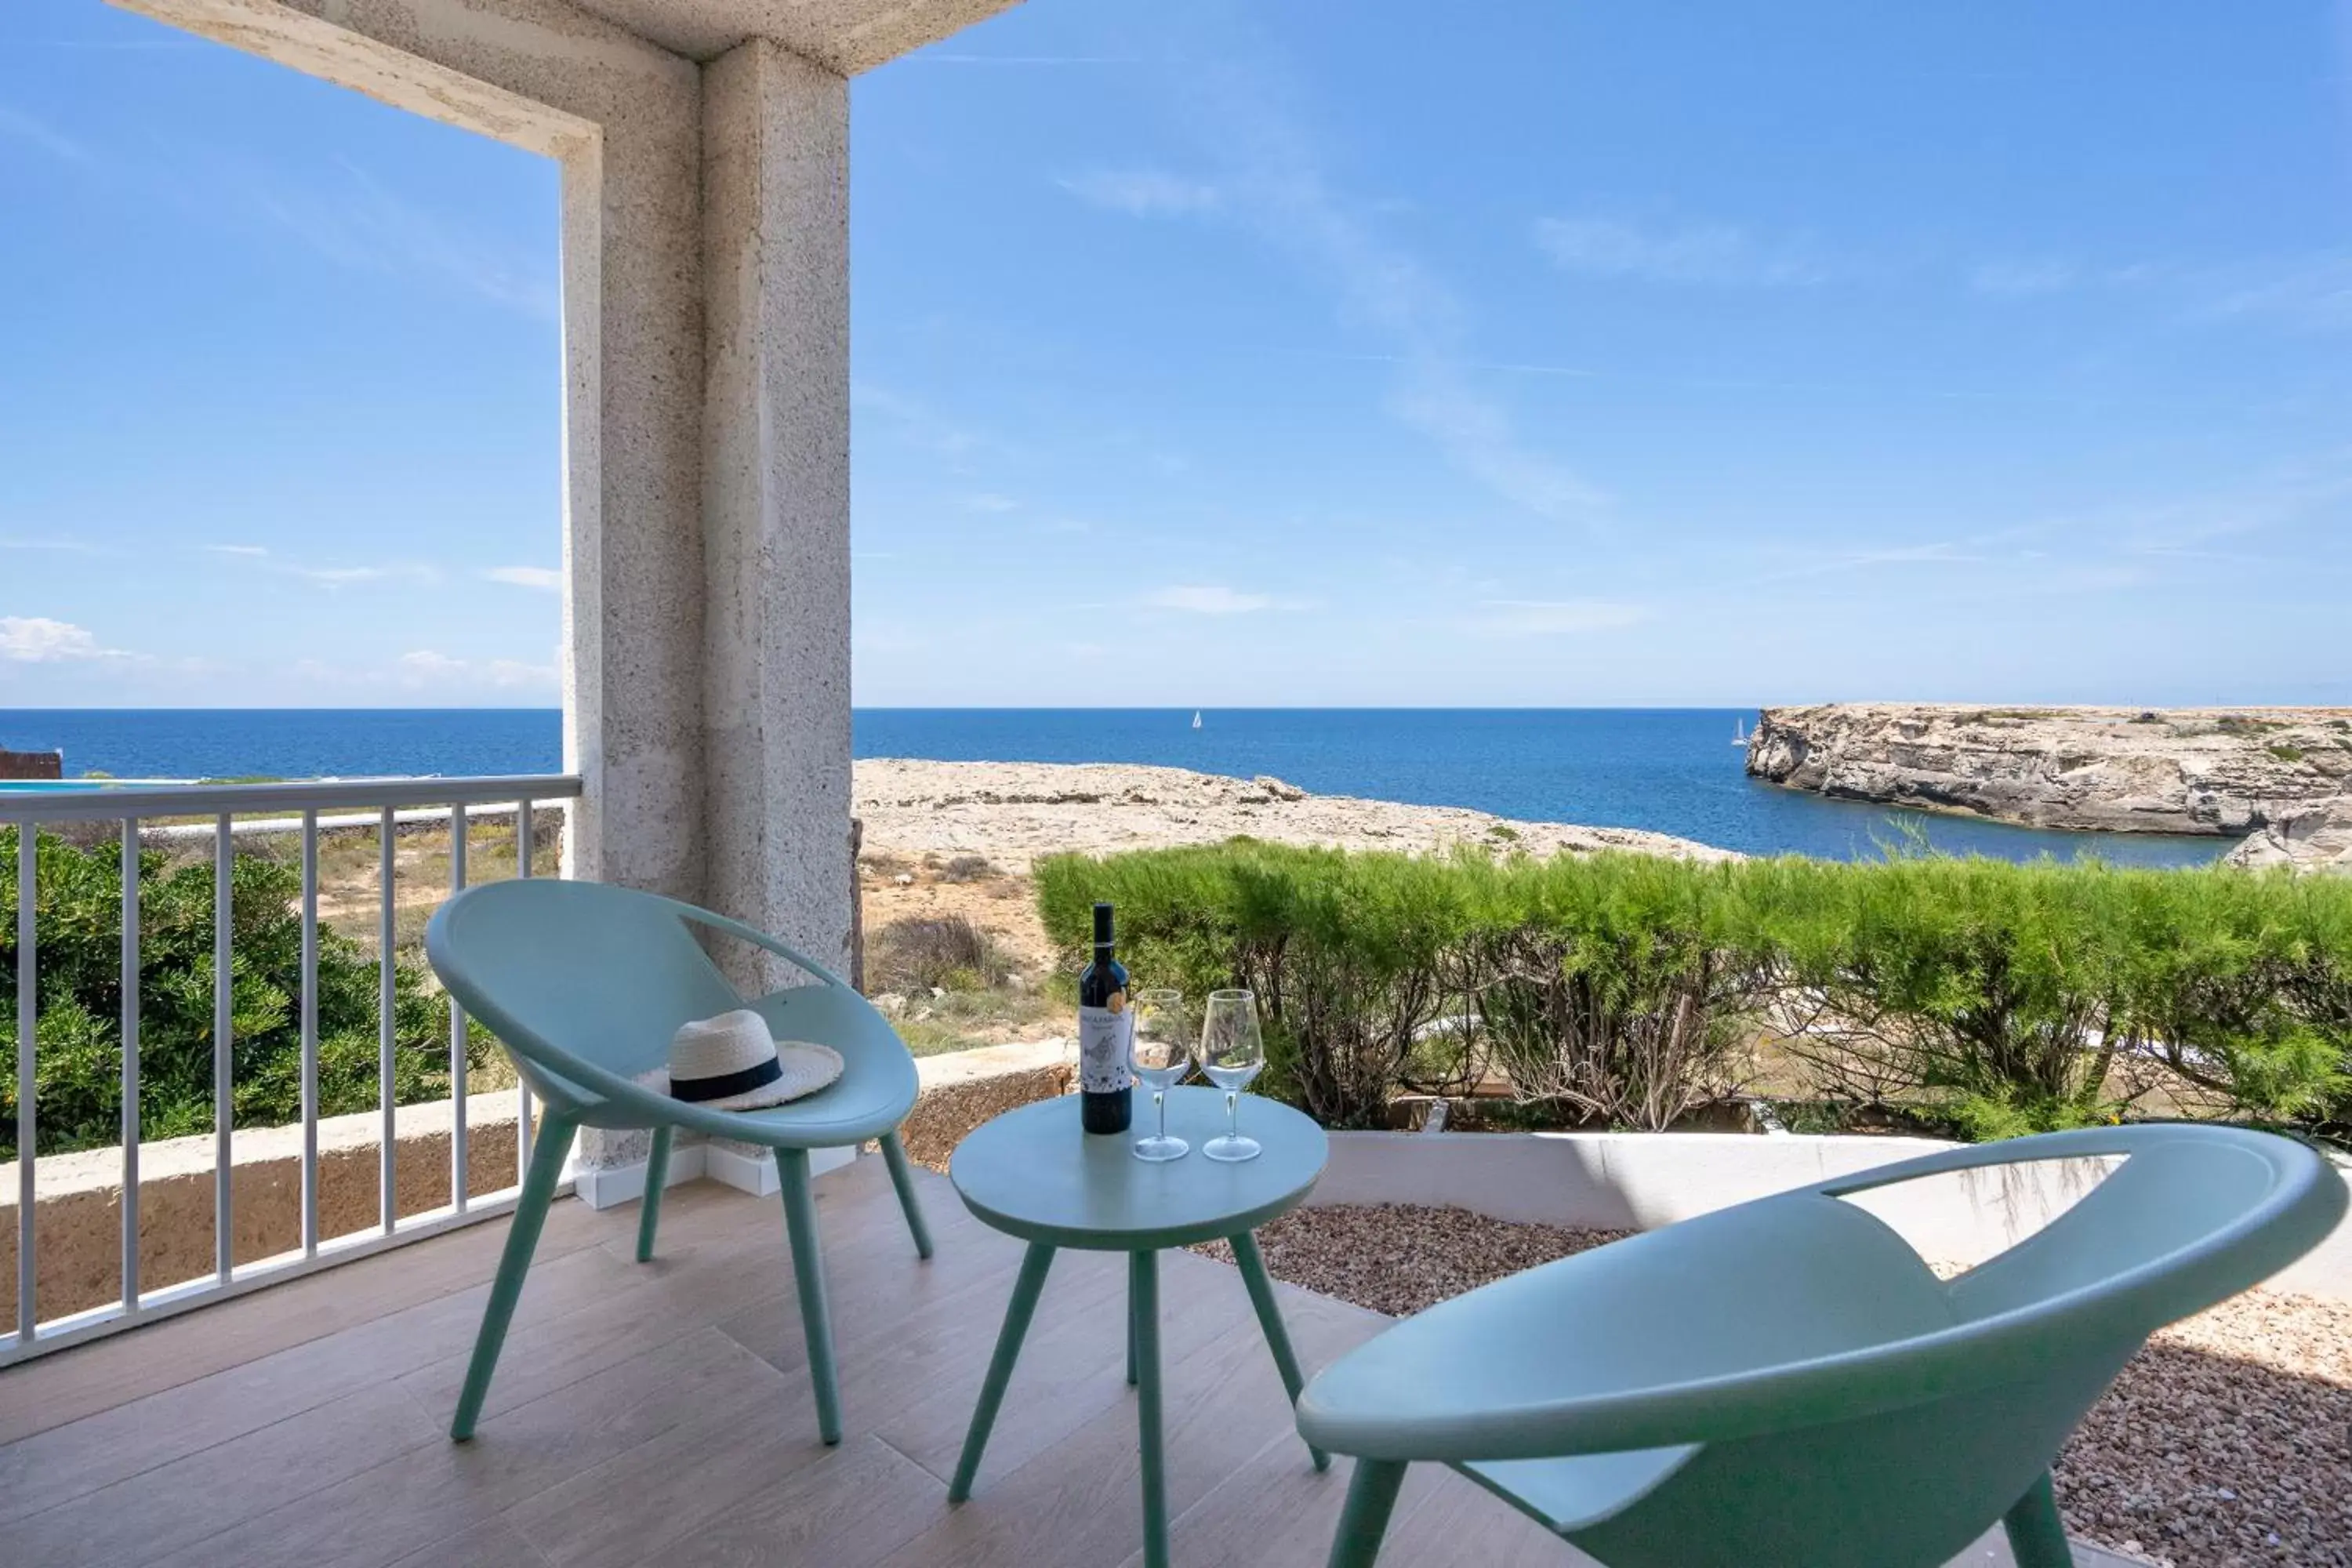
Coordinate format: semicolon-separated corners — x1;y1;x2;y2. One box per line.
561;0;1025;71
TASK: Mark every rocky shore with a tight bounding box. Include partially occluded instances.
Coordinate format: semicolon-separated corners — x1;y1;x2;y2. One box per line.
853;758;1730;870
1746;704;2352;839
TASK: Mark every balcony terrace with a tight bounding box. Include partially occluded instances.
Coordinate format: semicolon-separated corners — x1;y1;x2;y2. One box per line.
0;1154;2142;1568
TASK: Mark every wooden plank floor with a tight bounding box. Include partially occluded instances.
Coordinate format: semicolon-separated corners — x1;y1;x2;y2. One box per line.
0;1156;2129;1568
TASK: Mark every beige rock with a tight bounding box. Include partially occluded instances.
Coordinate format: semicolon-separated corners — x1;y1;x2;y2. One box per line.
2226;793;2352;873
851;758;1732;872
1747;703;2352;835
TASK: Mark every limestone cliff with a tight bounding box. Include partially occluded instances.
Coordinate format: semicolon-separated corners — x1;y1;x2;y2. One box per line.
1745;704;2352;835
2227;793;2352;873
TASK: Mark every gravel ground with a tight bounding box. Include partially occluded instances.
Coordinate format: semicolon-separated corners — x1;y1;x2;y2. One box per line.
1203;1203;2352;1567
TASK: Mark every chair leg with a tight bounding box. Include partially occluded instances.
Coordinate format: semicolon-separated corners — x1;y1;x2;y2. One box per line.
634;1125;672;1263
1232;1230;1328;1471
2003;1472;2074;1568
776;1147;842;1445
951;1241;1057;1501
451;1112;577;1441
1327;1459;1408;1568
879;1130;934;1260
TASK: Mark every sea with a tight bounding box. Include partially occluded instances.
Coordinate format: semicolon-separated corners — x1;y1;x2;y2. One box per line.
0;707;2234;868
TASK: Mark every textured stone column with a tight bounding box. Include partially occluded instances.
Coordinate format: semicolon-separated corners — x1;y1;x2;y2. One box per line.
698;38;855;990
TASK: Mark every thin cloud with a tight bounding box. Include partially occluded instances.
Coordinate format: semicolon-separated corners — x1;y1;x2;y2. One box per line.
2207;253;2352;335
1147;585;1302;615
212;154;557;320
288;650;561;692
287;563;437;587
394;651;555;689
0;104;93;165
852;383;1011;469
1058;169;1222;217
1475;599;1648;636
1534;216;1842;287
2;536;112;554
960;493;1019;514
1969;259;2080;298
0;616;131;662
916;53;1153;66
482;565;561;591
210;546;440;588
1755;542;1990;584
1174;52;1602;524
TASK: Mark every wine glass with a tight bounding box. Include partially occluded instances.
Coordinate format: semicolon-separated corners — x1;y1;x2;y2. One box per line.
1198;989;1264;1163
1129;989;1192;1162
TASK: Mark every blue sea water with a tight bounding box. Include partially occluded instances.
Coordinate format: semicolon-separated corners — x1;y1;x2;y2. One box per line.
0;707;2234;867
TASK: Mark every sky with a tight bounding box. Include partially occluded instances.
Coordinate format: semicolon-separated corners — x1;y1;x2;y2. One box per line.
4;0;2351;709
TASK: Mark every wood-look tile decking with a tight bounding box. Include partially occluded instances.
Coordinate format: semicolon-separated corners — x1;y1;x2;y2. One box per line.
0;1156;2125;1567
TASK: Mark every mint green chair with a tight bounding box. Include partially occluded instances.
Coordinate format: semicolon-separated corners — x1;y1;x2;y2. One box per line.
1300;1123;2345;1568
425;878;934;1446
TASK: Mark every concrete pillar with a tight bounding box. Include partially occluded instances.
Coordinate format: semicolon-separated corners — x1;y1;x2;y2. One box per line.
697;39;855;989
105;0;862;1187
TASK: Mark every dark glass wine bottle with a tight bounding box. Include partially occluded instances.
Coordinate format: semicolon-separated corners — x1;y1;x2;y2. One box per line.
1077;902;1134;1134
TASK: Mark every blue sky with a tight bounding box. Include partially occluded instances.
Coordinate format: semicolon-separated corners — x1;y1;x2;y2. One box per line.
5;0;2350;708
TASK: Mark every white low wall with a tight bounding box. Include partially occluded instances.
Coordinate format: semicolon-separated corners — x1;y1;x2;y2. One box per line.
1316;1129;2352;1301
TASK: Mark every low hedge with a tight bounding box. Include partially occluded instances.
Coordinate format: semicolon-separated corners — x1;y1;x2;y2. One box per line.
1036;841;2352;1138
2;826;467;1160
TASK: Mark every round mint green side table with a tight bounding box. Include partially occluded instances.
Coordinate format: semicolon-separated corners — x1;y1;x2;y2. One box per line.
947;1085;1330;1568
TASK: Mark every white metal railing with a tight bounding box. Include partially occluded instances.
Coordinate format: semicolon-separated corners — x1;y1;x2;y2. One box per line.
2;774;582;1364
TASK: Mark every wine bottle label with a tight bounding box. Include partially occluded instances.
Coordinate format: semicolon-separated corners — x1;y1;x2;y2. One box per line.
1077;1000;1133;1095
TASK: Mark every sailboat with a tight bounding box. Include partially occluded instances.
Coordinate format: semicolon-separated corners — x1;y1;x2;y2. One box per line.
1731;717;1749;746
1192;711;1203;730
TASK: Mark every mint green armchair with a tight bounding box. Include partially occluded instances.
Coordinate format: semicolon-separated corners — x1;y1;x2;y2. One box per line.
425;878;934;1447
1299;1123;2345;1568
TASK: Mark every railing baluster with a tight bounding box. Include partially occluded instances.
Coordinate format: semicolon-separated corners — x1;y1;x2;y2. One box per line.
119;819;140;1318
300;810;319;1258
379;806;397;1236
0;775;579;1367
515;799;534;1179
16;823;37;1344
449;802;468;1213
212;815;233;1283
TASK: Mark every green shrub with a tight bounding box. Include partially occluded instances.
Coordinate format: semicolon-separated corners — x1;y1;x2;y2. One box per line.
1750;855;2133;1138
1455;852;1766;1130
1040;840;2352;1141
1;827;461;1159
2104;867;2352;1124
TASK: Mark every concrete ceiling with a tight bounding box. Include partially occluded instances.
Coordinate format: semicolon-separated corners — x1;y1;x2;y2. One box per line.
564;0;1027;71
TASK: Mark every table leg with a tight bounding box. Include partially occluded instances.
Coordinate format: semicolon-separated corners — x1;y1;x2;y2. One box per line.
1132;1249;1169;1568
949;1240;1057;1502
1127;1277;1139;1387
1232;1230;1328;1471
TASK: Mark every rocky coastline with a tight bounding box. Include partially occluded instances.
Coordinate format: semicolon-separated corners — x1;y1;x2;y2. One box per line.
853;758;1731;870
1746;703;2352;843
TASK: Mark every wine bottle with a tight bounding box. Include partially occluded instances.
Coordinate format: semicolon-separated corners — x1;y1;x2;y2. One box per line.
1077;902;1134;1134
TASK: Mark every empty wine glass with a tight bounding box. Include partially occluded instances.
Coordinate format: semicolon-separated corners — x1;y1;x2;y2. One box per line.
1130;989;1192;1162
1198;989;1264;1163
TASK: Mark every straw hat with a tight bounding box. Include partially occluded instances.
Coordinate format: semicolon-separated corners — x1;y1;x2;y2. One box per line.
636;1008;843;1112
